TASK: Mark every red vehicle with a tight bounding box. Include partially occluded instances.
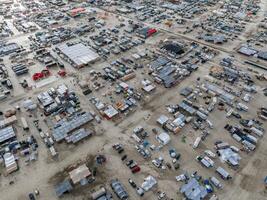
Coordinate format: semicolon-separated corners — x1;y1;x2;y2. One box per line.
32;73;44;81
131;165;141;173
58;70;66;77
32;69;51;81
147;28;157;37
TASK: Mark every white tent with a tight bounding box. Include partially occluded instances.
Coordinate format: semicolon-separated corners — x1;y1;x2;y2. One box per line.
156;132;170;145
141;176;157;191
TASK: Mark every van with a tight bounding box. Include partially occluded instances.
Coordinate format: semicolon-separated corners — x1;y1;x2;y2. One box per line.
133;126;143;134
0;94;7;100
48;137;54;145
82;88;92;95
204;150;216;158
6;79;13;89
88;17;96;22
39;132;45;139
206;120;213;129
3;90;10;95
236;103;248;112
89;111;96;117
136;187;144;196
243;94;251;102
209;194;219;200
226;108;233;118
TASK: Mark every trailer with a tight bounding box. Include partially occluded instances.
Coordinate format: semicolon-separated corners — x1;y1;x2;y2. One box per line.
242;140;256;150
232;134;242;142
210;177;223;189
215;142;230;150
246;134;258;144
21;117;29;130
15;68;29;75
193;137;201;149
12;65;27;71
131;134;142;143
250;127;264;137
216;167;232;180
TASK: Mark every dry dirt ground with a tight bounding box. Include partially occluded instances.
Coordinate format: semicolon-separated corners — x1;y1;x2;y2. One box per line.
0;57;266;200
0;1;267;200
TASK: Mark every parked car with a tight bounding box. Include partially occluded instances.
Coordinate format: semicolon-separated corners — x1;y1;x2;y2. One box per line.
157;192;166;199
173;162;180;170
128;178;137;188
121;155;127;161
28;193;35;200
204;150;216;158
176;174;187;182
113;143;123;150
118;148;124;154
129;162;137;169
126;160;134;166
131;165;141;173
